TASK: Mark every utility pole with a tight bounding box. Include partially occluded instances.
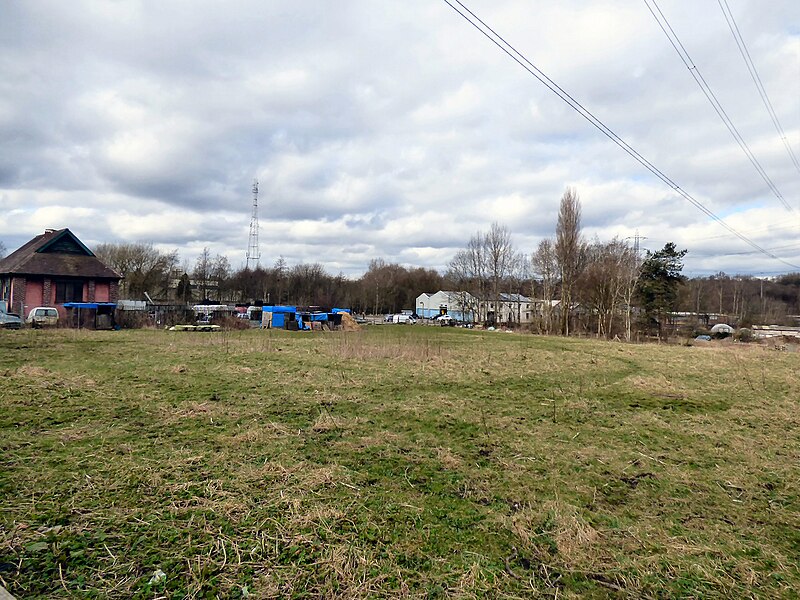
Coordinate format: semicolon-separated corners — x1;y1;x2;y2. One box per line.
246;179;261;270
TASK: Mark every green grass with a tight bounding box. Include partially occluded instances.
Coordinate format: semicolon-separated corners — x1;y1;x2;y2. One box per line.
0;326;798;598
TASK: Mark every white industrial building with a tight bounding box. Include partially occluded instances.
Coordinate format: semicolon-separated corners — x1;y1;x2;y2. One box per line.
416;291;477;322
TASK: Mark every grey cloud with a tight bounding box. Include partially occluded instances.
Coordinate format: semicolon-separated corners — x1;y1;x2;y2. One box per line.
1;0;798;276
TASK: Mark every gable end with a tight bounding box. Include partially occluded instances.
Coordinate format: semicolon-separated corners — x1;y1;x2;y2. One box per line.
36;230;95;256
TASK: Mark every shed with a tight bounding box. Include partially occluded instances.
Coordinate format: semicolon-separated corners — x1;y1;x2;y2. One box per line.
63;302;117;330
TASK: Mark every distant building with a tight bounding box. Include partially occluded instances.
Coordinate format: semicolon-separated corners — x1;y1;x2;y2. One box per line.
416;291;477;322
479;293;535;326
0;228;121;321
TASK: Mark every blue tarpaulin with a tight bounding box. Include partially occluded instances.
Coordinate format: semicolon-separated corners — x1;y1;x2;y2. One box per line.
63;302;117;309
263;305;296;313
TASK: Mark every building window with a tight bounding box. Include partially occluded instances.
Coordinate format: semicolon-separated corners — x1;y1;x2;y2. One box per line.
55;281;84;304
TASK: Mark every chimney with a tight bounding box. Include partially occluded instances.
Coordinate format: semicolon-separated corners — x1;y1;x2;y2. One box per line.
45;228;55;233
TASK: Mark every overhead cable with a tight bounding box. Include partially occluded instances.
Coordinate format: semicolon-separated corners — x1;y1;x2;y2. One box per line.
644;0;794;213
717;0;800;176
441;0;800;269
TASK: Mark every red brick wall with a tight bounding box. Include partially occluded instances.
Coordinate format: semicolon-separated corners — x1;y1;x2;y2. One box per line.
11;277;26;315
26;279;44;310
95;281;110;302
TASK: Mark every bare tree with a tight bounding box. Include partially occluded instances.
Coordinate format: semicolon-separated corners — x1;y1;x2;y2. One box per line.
580;238;637;338
448;224;519;325
532;238;557;334
620;245;643;341
0;240;6;258
485;222;519;325
211;254;231;300
94;242;178;299
273;256;287;305
555;187;585;335
447;248;481;322
193;247;213;301
447;232;489;322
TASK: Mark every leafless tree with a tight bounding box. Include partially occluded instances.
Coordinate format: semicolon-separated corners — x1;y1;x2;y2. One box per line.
555;187;585;335
193;247;213;300
532;238;557;334
620;246;643;341
485;222;520;324
448;224;519;325
94;242;178;299
211;254;231;299
0;240;6;258
580;238;637;338
273;256;287;305
447;232;489;322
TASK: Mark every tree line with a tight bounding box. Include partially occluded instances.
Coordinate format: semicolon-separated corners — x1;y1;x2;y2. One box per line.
92;242;447;314
5;190;786;335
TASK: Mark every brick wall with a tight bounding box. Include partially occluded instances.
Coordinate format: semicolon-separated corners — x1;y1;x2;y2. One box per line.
11;277;26;315
109;281;119;303
88;280;96;302
43;278;52;306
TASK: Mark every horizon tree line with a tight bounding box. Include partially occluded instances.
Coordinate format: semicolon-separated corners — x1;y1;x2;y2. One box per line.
5;198;792;333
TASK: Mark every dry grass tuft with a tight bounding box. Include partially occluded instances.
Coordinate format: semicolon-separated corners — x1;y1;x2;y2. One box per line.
544;500;601;565
17;365;52;378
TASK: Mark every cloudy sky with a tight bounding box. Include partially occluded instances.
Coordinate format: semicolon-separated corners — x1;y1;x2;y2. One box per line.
1;0;798;277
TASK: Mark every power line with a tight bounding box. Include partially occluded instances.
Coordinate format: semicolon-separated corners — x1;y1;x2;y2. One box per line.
718;0;800;175
691;241;800;258
704;220;800;240
643;0;794;213
440;0;800;270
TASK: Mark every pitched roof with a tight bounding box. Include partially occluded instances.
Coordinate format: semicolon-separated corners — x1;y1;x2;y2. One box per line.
499;293;531;303
0;228;121;280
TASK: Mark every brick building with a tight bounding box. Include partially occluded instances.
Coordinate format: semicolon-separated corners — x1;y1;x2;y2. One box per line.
0;228;121;321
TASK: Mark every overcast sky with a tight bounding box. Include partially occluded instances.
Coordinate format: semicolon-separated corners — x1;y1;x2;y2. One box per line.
1;0;799;277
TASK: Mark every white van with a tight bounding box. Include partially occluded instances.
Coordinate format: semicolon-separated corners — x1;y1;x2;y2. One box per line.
391;314;416;324
26;307;59;328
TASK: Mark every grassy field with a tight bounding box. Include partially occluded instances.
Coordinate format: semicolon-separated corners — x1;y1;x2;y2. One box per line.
0;326;798;599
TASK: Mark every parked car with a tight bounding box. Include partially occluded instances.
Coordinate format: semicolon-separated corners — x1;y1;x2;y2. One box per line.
0;307;23;329
26;306;59;328
434;314;455;326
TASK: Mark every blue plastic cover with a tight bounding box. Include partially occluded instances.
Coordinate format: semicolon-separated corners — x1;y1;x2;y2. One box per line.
263;305;296;314
63;302;117;309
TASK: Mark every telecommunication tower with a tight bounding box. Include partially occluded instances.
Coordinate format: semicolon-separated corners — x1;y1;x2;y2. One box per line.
246;179;261;269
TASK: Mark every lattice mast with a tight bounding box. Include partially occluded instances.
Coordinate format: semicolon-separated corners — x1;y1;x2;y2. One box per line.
246;179;261;269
